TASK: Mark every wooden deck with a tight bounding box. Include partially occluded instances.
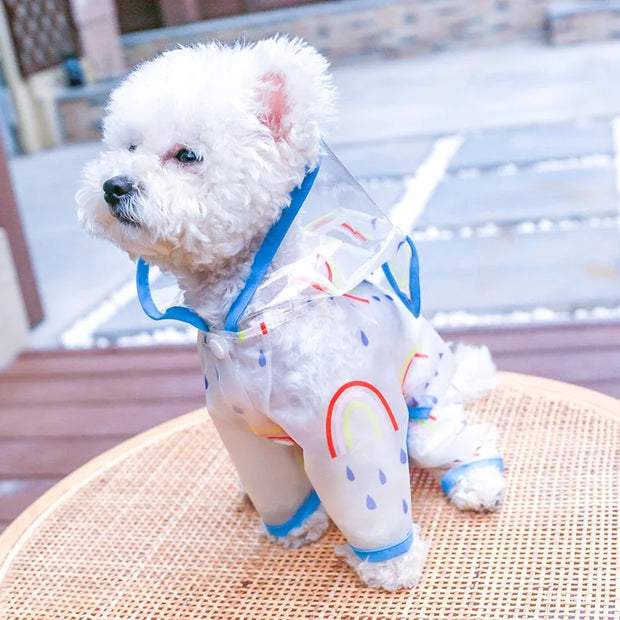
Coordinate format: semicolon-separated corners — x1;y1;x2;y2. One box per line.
1;322;619;535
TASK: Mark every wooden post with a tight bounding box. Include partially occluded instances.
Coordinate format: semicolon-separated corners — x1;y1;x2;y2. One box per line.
0;131;44;327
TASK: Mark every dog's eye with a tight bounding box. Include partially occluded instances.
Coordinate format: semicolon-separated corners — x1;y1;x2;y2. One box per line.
128;144;137;152
175;148;202;164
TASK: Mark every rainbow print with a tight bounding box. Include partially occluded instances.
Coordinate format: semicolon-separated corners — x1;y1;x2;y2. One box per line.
400;348;429;391
249;424;296;446
326;380;399;458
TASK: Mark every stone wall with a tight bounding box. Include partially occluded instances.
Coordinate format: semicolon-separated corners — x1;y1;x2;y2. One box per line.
122;0;550;68
546;1;620;45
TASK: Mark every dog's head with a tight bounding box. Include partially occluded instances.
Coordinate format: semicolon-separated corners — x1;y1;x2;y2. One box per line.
77;37;335;277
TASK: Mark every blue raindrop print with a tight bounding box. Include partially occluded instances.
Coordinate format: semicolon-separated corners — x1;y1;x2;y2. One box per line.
258;350;266;367
204;376;209;391
232;405;244;415
366;495;377;510
385;294;393;301
402;499;409;514
215;368;220;381
379;469;387;485
346;466;355;482
371;217;377;229
361;330;369;347
400;448;407;464
439;352;444;359
372;295;381;302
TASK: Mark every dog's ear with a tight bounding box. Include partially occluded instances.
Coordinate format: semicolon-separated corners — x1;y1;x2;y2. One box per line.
252;37;336;143
256;71;289;140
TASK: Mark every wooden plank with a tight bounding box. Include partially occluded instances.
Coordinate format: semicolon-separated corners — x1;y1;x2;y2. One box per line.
0;371;204;406
489;349;620;384
5;345;200;377
0;398;204;438
580;380;620;399
0;437;126;476
0;479;57;521
440;322;620;354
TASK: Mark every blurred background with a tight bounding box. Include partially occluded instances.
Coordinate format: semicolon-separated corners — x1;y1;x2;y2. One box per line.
1;0;620;357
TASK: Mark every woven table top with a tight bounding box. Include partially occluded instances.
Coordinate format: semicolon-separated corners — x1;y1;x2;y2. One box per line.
0;372;618;619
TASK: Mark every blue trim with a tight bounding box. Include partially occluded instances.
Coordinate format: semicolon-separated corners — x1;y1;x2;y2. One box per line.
264;490;321;537
440;457;505;496
350;529;414;563
136;258;209;332
224;162;321;332
381;236;421;319
408;405;432;420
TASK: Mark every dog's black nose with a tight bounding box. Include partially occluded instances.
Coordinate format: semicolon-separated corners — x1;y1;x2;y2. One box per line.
103;176;135;204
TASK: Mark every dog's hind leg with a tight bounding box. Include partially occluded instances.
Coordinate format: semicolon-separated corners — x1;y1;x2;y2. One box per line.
210;415;329;547
407;398;506;512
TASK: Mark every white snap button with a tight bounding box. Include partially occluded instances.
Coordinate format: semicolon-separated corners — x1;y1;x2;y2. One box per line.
208;337;228;359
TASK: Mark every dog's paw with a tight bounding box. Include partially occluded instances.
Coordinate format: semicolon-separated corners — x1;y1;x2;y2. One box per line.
446;462;506;512
263;504;330;549
336;528;429;591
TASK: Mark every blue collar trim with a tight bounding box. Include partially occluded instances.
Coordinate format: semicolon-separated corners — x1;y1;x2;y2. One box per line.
381;236;420;319
135;161;321;334
136;258;210;332
224;161;321;332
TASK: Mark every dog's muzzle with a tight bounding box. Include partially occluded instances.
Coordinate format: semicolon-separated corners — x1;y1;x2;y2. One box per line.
103;175;138;225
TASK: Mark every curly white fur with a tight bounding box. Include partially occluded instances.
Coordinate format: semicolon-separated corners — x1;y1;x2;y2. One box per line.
448;463;506;512
262;505;331;549
77;37;335;327
452;344;499;403
336;526;429;591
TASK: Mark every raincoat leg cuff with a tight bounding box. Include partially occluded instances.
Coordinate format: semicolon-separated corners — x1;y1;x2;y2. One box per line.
350;529;415;563
440;457;505;496
264;490;322;537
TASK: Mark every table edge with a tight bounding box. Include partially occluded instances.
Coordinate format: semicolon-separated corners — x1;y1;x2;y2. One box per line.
0;408;210;573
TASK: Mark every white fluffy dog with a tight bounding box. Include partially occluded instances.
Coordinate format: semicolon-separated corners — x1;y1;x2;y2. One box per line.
77;37;506;591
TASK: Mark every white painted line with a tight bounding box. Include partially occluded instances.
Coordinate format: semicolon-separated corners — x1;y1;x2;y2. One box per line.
431;305;620;329
453;153;612;178
410;215;620;242
611;117;620;222
389;134;463;232
60;278;138;349
87;304;620;349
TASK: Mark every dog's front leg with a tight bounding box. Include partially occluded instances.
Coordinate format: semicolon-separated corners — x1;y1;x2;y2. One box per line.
210;415;329;547
302;419;428;591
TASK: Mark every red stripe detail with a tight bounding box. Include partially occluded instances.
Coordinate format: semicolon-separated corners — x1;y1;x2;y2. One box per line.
341;223;368;242
316;253;333;282
326;380;398;459
267;435;295;442
260;322;268;335
343;293;370;303
402;352;430;391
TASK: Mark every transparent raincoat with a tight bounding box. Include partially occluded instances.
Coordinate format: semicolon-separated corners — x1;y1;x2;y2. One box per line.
137;143;503;559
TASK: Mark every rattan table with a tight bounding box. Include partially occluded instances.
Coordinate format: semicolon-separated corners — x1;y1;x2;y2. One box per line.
0;372;618;619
